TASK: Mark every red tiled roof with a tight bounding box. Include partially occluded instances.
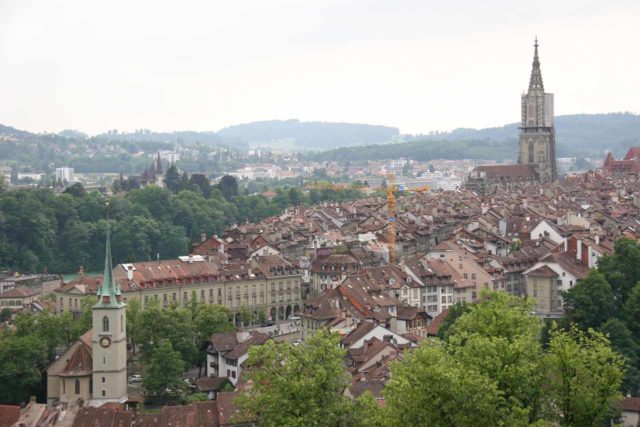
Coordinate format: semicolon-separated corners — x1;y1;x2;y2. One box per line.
0;286;40;298
526;265;558;278
0;404;21;427
426;308;450;336
623;396;640;412
475;164;537;179
60;342;92;377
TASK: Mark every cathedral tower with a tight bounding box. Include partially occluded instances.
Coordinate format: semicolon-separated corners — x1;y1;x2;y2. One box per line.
518;38;557;182
91;203;128;405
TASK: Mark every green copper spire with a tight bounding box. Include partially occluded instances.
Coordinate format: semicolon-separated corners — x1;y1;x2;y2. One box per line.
95;202;123;307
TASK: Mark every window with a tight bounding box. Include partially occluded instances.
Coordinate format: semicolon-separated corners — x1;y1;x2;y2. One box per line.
144;295;149;304
121;315;123;332
102;390;106;397
471;273;476;280
103;316;109;332
201;290;205;300
172;293;176;301
102;377;106;383
183;291;188;301
463;273;468;279
75;379;80;395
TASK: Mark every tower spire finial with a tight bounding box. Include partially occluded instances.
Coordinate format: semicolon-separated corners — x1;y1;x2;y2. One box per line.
95;201;122;307
528;37;544;93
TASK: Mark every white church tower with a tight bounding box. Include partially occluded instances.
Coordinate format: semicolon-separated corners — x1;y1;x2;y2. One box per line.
90;203;128;406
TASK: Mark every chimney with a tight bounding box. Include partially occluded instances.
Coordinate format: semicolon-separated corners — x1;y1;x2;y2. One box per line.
188;254;194;264
522;198;528;209
201;233;207;242
576;239;582;262
595;235;600;246
127;265;134;281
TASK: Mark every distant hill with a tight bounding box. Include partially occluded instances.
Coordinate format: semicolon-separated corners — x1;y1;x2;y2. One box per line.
93;129;245;149
310;113;640;162
419;113;640;158
217;119;400;150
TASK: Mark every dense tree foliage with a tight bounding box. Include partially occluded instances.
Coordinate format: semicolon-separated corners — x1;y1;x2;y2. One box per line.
237;292;625;426
561;238;640;395
0;177;364;274
0;307;92;404
379;292;624;427
236;330;375;427
143;339;187;399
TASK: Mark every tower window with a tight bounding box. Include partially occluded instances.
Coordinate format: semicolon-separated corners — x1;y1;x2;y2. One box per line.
75;379;80;395
103;316;109;332
102;390;106;397
121;315;123;332
102;377;106;383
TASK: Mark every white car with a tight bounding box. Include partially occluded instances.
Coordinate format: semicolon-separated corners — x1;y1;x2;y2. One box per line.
128;375;142;384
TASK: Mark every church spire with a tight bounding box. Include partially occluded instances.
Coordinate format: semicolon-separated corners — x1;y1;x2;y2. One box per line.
528;37;544;93
96;202;122;307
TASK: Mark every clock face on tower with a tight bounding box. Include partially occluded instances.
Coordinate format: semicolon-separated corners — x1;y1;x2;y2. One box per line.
100;336;112;348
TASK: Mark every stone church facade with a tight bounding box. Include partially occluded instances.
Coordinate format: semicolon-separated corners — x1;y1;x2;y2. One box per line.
466;39;557;193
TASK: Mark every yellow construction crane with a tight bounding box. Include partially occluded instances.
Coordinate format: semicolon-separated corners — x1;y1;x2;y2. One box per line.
386;173;397;265
385;174;430;265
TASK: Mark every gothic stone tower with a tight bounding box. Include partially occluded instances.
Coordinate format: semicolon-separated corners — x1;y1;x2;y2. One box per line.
91;205;128;405
518;38;557;182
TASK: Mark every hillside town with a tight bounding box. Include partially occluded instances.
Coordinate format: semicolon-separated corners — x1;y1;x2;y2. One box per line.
2;35;640;425
2;162;640;425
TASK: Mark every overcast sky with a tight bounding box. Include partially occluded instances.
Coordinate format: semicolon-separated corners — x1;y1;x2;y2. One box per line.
1;0;638;135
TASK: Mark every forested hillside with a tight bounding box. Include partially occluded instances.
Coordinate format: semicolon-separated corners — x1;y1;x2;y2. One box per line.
0;182;363;274
311;113;640;162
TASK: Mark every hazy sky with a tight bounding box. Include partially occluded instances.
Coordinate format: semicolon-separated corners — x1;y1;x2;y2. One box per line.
1;0;638;135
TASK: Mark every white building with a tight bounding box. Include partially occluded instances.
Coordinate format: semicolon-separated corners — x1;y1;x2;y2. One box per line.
55;167;75;183
204;331;270;386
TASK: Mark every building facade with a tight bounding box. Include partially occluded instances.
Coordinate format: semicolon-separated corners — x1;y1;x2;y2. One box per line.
518;38;557;182
465;39;557;193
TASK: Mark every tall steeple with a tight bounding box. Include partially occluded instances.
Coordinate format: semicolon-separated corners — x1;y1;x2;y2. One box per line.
528;37;544;93
95;202;123;307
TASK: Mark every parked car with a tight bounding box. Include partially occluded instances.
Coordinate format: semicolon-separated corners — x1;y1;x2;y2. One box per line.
128;374;142;384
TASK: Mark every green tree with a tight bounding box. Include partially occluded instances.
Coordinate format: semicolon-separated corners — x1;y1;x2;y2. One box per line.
217;175;239;200
127;298;142;355
237;306;254;327
143;339;185;399
63;182;86;197
599;318;640;395
598;238;640;303
623;282;640;337
0;333;48;404
0;308;11;322
138;301;196;369
164;164;181;193
436;301;471;339
545;327;624;427
562;270;616;330
446;291;544;423
190;173;212;198
381;341;508;426
288;187;304;206
236;330;353;427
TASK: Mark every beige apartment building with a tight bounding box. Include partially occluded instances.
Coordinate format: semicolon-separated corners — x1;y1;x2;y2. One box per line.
55;255;304;321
